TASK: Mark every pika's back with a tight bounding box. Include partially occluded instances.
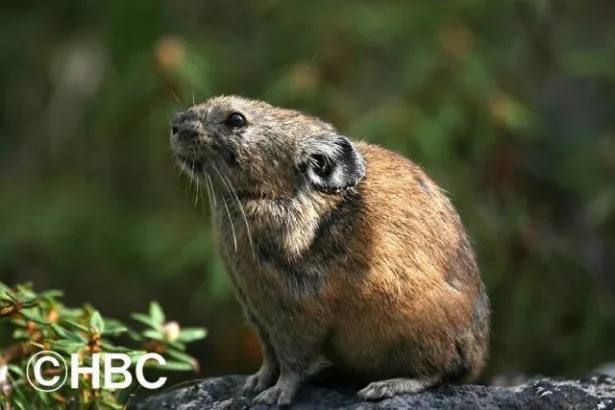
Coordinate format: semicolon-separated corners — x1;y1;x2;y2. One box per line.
355;142;479;291
322;142;487;381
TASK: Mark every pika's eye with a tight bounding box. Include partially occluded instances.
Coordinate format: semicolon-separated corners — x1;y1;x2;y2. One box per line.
225;112;247;128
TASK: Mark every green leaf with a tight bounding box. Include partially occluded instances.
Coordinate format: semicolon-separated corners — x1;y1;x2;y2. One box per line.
39;289;64;300
95;399;124;410
130;312;157;328
50;323;86;341
149;301;165;327
51;340;84;353
12;329;31;340
8;364;24;377
103;324;128;336
149;360;194;371
90;311;105;333
177;328;207;342
20;310;50;326
167;340;186;351
126;350;149;364
34;385;54;405
143;329;164;340
99;342;133;353
165;349;198;368
102;318;128;335
61;307;86;319
116;383;142;406
63;319;89;332
15;285;36;301
7;371;30;403
124;328;144;342
0;289;16;302
7;397;27;410
21;299;41;308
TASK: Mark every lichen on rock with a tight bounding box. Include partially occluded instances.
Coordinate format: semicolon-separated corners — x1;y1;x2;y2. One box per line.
133;373;615;410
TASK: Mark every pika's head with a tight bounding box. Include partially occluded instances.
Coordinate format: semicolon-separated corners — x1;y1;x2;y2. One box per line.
170;95;365;199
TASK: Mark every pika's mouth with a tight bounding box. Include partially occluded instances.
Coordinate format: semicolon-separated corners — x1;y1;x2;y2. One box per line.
176;154;204;173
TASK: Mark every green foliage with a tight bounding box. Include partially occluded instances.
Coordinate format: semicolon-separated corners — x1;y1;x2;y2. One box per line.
0;282;206;409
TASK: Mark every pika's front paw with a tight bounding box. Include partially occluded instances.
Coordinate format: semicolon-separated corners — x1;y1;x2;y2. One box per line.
253;374;302;407
242;368;277;395
358;378;432;401
253;385;294;406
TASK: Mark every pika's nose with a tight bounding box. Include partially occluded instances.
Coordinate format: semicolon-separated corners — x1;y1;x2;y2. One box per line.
171;111;200;139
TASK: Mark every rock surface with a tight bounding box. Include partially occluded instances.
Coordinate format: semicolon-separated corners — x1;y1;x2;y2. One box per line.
134;373;615;410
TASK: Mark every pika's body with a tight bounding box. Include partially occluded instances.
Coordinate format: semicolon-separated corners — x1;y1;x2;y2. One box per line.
170;96;490;406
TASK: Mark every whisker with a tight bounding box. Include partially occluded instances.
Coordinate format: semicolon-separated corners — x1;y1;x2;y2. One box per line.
307;53;319;68
202;172;214;215
181;168;193;203
170;161;183;181
205;174;217;208
168;90;183;106
219;172;256;260
204;174;215;223
194;174;200;207
211;165;238;253
205;173;234;252
187;161;196;201
216;172;253;252
198;182;208;214
221;194;237;253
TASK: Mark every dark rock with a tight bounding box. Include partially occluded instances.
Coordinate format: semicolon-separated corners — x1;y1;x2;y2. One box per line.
134;373;615;410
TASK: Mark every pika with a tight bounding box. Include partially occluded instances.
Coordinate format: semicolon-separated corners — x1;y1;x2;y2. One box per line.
170;95;490;406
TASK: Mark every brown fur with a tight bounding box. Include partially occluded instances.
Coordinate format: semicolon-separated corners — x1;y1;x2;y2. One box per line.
169;95;490;406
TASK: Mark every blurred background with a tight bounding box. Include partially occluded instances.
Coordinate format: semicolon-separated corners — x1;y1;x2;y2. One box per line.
1;0;614;394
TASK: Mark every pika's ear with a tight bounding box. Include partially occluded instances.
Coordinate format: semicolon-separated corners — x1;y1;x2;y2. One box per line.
301;134;366;193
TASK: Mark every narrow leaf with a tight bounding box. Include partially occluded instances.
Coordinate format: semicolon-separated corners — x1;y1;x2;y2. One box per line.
148;360;194;371
99;343;133;353
102;318;128;335
51;340;84;353
143;329;164;340
20;310;50;326
90;311;105;333
165;349;199;371
149;301;165;327
177;328;207;342
130;313;156;328
64;320;89;332
39;289;64;300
